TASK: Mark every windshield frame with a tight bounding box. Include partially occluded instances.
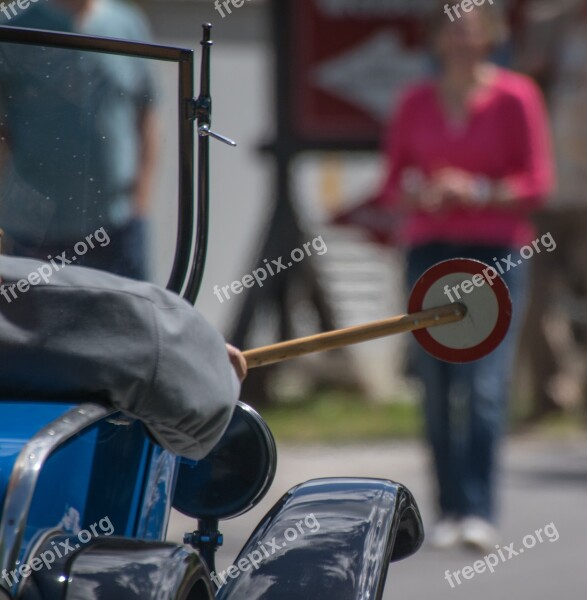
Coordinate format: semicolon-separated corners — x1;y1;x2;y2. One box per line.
0;25;199;299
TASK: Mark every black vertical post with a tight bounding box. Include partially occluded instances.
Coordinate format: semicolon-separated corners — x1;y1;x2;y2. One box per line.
185;23;213;303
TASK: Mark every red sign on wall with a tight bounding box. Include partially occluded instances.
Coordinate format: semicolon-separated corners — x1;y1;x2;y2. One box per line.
288;0;526;145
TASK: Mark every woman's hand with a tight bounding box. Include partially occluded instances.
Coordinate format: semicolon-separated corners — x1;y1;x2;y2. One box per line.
400;168;505;212
428;168;477;207
400;167;476;212
226;343;248;382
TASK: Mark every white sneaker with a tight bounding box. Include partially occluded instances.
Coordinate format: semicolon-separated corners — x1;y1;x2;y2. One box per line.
429;518;461;549
461;517;499;553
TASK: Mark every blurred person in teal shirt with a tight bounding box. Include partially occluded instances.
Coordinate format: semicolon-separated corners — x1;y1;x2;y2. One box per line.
0;0;158;280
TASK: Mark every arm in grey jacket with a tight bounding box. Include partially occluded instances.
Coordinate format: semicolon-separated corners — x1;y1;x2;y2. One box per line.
0;256;239;460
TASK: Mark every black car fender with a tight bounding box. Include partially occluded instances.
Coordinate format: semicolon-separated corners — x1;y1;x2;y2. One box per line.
216;477;424;600
18;535;215;600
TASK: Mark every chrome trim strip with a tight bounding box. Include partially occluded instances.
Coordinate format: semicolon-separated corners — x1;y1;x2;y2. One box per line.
136;449;178;540
0;403;115;587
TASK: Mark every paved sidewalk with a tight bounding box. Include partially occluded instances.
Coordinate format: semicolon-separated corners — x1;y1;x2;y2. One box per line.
168;436;587;598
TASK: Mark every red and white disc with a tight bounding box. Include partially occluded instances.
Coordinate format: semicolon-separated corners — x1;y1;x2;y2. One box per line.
408;258;512;363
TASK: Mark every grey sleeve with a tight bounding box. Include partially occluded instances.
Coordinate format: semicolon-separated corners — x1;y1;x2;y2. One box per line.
0;257;238;460
127;300;240;460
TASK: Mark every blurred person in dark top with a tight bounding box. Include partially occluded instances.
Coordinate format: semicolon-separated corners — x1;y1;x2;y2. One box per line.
379;2;553;551
0;0;158;280
516;0;587;417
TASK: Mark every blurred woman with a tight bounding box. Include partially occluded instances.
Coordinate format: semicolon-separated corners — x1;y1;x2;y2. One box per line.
380;3;553;551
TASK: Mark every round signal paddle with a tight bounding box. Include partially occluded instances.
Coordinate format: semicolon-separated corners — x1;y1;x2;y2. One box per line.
408;258;512;363
243;259;512;367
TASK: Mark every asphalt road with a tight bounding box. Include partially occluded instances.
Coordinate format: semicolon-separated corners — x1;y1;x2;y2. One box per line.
168;436;587;599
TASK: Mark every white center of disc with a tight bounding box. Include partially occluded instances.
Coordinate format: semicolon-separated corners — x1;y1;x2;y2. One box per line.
421;272;499;350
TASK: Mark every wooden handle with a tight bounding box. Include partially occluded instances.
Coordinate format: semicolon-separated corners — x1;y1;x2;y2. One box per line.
243;302;467;369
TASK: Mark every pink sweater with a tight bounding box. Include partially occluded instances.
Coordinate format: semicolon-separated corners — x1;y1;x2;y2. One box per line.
380;69;554;248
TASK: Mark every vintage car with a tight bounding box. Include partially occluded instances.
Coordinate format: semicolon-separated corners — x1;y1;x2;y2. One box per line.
0;23;424;599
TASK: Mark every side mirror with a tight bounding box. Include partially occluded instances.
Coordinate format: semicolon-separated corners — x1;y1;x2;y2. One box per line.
172;402;277;520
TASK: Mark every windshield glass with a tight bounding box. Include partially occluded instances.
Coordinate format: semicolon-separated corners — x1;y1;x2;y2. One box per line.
0;41;180;287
